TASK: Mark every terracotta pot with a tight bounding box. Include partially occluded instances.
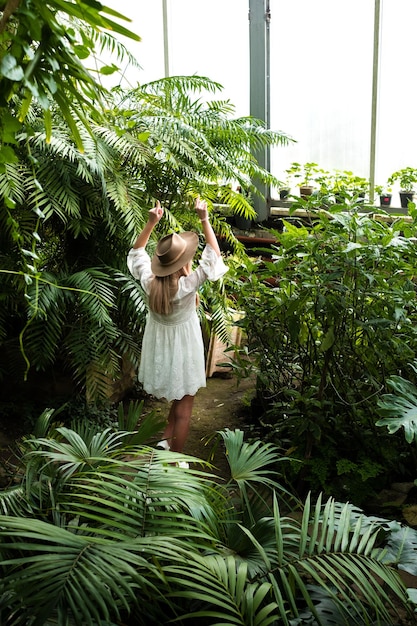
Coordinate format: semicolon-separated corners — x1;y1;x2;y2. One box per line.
300;185;313;199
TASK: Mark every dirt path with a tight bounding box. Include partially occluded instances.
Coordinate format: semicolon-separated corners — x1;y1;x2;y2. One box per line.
0;373;256;487
146;373;256;478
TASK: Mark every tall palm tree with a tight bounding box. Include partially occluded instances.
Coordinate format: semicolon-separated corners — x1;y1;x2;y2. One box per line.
0;75;291;403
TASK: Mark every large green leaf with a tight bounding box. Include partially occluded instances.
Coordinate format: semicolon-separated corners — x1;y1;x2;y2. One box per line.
376;374;417;443
0;516;164;625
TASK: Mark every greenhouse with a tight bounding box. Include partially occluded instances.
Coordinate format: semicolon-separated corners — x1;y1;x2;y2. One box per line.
1;1;417;624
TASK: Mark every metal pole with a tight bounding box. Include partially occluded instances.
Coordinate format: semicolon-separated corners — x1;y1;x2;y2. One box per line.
249;0;269;221
162;0;169;77
369;0;381;201
265;0;271;184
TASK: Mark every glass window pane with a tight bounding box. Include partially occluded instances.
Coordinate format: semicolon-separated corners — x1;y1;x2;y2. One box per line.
270;0;374;189
111;0;249;117
377;0;417;188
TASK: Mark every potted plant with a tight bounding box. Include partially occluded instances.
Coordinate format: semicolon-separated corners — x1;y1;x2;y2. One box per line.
328;170;351;203
388;167;417;208
278;178;291;200
336;171;368;202
286;161;320;198
374;184;392;208
347;174;368;201
321;170;367;204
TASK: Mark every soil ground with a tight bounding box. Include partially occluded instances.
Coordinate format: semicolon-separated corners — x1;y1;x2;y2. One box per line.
145;372;256;479
0;372;257;485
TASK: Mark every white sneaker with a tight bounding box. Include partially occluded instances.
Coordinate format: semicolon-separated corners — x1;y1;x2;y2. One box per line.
157;440;170;450
178;461;189;469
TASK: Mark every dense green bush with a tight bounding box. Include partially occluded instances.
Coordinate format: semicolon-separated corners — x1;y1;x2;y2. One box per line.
0;77;291;405
233;198;417;503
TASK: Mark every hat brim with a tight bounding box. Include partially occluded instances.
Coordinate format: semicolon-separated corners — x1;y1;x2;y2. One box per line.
151;232;199;277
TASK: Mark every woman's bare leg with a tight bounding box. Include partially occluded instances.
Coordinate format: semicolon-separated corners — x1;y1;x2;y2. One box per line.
161;395;194;453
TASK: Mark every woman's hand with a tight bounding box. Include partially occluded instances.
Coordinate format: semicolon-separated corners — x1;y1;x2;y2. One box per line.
132;201;163;249
148;200;164;224
195;197;209;222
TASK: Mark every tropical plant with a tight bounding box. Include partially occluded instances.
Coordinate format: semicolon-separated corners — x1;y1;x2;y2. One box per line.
0;72;292;405
388;167;417;192
0;414;415;625
0;102;152;402
0;0;143;406
231;197;417;503
113;75;292;223
376;362;417;445
0;0;140;154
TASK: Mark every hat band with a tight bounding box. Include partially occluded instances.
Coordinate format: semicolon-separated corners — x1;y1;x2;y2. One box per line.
157;237;187;266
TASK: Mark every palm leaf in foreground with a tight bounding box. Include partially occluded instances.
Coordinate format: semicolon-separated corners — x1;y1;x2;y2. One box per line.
0;516;173;625
0;425;415;625
266;493;414;625
165;556;278;626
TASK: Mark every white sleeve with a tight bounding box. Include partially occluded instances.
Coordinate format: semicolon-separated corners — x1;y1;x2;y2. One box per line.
198;244;228;281
177;245;228;296
127;247;153;291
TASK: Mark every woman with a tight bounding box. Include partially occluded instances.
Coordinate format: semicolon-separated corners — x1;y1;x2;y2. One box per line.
127;197;227;458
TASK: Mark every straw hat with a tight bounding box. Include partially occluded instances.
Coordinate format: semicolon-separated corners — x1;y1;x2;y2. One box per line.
151;232;199;277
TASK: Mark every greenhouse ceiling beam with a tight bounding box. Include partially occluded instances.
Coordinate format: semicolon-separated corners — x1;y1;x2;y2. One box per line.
249;0;270;221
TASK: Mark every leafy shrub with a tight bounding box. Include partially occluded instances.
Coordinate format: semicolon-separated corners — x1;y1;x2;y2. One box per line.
233;200;417;503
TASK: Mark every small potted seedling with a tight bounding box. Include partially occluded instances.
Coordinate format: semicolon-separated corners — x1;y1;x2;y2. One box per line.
278;177;291;200
374;184;392;208
348;174;368;201
286;161;320;198
388;167;417;208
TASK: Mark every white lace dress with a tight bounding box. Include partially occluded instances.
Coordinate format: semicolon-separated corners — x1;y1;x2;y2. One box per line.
127;244;228;401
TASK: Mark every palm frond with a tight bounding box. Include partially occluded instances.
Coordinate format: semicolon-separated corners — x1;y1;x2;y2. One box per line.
165;555;278;626
267;493;413;625
0;516;161;625
116;400;166;445
0;162;28;205
219;428;288;491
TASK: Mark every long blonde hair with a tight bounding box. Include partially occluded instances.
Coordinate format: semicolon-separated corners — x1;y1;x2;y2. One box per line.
148;267;188;315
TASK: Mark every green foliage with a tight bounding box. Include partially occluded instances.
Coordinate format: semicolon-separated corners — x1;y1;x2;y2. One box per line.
0;71;292;403
0;0;140;152
232;200;417;503
113;76;292;215
285;161;321;187
376;364;417;444
0;419;415;625
388;167;417;192
0;1;293;406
